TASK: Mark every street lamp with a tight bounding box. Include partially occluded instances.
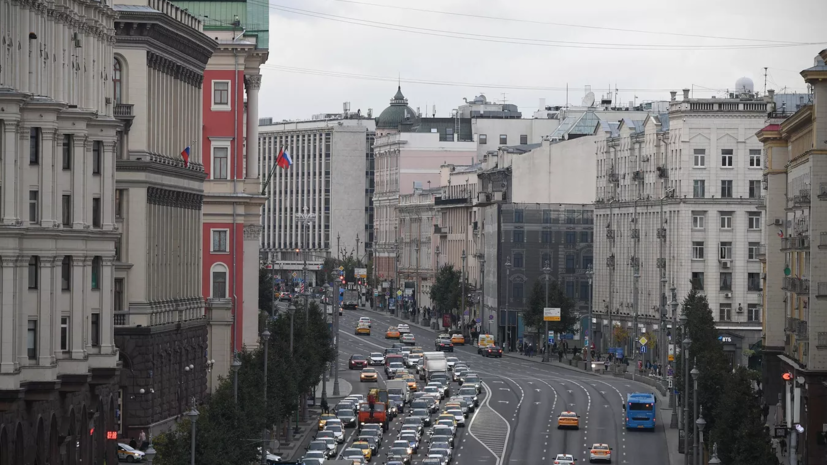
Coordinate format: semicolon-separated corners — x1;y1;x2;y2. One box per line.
296;206;316;322
435;245;441;270
261;329;271;465
232;354;242;405
682;327;692;465
461;250;467;336
691;360;700;465
505;257;512;352
542;261;551;362
478;255;486;335
695;407;706;465
186;399;199;465
586;264;593;369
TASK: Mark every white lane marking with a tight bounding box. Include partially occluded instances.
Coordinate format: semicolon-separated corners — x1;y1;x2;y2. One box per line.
468;380;511;465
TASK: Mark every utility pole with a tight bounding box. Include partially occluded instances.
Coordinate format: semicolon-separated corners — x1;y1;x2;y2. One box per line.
586;264;593;369
332;277;340;396
542;260;551;362
478;254;486;335
632;197;640;380
461;250;467;337
394;225;399;315
505;257;512;351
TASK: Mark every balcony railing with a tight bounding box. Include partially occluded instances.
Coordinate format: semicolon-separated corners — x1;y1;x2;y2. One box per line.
757;244;766;259
797;320;809;340
783;277;810;294
114;103;134;118
114;311;128;326
785;317;799;334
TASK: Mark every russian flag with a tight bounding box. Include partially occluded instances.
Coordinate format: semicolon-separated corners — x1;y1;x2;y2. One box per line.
276;147;292;170
180;146;190;167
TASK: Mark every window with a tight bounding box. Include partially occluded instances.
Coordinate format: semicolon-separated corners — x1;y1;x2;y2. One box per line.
114;278;124;311
748;242;759;260
91;257;101;290
90;313;100;347
693;180;705;198
445;128;454;141
499;134;507;145
62;195;72;226
691;272;704;290
60;317;70;351
721;149;733;167
565;232;576;244
582;255;593;269
92;198;101;228
719;304;732;322
514;209;524;223
749;149;761;167
565;254;575;273
115;189;124;219
512;282;524;301
520;135;528;145
28;256;39;289
693;149;706;167
748;180;761;199
115;238;122;262
565;209;576;224
719;242;732;260
113;58;122;104
27;320;37;360
513;252;524;268
29;191;39;223
479;134;487;144
541;231;551;244
212;230;228;252
513;230;524;243
580;231;590;243
720;272;732;291
212;147;229;179
747;304;760;322
541;253;551;268
565;281;575;299
61;256;71;290
212;264;228;298
720;180;733;198
92;141;101;175
213;81;229;106
542;210;552;224
720;213;732;230
62;134;72;170
29;127;40;164
692;214;705;229
579;282;589;301
748;212;761;230
748;272;762;291
692;242;704;259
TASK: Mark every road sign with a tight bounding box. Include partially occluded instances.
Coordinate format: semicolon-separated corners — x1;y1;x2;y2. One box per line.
640;346;647;354
338;266;344;271
291;271;298;278
489;314;494;320
396;290;403;296
543;307;561;322
355;267;367;278
639;336;648;346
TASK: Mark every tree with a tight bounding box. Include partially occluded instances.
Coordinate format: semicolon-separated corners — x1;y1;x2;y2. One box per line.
523;280;546;346
524;279;577;339
259;267;275;315
430;265;462;315
612;325;630;346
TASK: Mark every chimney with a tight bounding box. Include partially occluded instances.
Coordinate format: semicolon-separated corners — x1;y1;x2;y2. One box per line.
539;98;546;110
682;89;690;100
670;91;677;101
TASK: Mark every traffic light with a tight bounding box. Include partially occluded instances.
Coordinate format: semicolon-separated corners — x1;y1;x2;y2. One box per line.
782;372;793;381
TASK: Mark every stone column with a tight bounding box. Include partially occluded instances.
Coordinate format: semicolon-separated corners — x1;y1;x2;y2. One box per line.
40;129;56;227
100;257;114;354
245;75;261;179
39;256;56;366
242;224;263;348
16;256;28;367
73;135;86;228
71;256;86;358
0;257;17;373
2;121;18;225
102;140;116;230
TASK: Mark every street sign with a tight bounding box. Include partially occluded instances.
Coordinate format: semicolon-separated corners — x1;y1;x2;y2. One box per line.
338;266;344;271
396;290;403;296
374;291;379;297
543;307;561;322
639;336;648;346
488;314;494;320
291;271;298;278
355;267;367;278
640;346;647;354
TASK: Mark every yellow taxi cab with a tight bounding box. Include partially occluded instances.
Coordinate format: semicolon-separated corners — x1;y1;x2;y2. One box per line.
360;368;379;382
410;347;424;355
401;374;418;391
385;326;401;339
355;323;371;336
557;411;580;429
437;413;457;426
117;443;146;462
318;413;337;430
352;440;373;461
450;334;466;345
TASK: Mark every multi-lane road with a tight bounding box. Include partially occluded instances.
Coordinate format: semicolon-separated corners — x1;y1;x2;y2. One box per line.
327;306;670;465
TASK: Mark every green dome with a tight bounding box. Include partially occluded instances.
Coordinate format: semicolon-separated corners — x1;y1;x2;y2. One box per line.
376;86;418;129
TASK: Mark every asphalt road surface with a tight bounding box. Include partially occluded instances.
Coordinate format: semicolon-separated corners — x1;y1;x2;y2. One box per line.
307;305;670;465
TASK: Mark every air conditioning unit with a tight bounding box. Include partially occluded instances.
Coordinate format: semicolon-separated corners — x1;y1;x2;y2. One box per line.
773;219;783;226
736;306;744;313
721;261;731;269
725;293;732;298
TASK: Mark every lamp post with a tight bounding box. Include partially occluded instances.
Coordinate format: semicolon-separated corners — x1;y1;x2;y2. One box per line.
261;328;271;465
682;315;691;465
332;276;341;396
542;260;551;362
186;398;199;465
231;353;242;405
479;255;486;335
586;264;593;368
297;206;316;322
505;257;512;352
669;284;679;428
461;250;467;337
435;245;441;269
695;407;706;465
691;359;700;465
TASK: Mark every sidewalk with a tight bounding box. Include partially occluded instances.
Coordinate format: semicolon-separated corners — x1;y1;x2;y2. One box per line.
315;377;353;402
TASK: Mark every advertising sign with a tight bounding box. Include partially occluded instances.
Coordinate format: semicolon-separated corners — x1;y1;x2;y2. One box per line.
355;267;368;278
543;307;561;322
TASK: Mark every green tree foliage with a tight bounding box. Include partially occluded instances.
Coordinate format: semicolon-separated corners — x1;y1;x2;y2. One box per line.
430;265;462;315
259;267;275;315
712;367;778;465
318;256;367;285
524;279;577;336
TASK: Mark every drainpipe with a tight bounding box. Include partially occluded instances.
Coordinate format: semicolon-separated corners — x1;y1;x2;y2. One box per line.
231;46;239;352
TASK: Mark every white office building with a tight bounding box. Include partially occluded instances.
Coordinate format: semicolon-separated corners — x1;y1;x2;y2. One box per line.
593;83;769;366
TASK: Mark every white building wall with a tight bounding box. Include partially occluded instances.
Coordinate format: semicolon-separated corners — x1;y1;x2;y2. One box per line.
472;118;559;159
511;136;598;204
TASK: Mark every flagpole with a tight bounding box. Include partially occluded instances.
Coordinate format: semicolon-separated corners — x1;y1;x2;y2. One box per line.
261;147;284;195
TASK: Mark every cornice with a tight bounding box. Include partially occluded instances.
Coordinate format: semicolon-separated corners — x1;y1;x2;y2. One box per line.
147;186;204;211
115;14;216;74
0;227;120;240
117;157;207;183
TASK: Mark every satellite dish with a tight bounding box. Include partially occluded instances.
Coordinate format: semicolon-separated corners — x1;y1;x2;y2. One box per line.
582;92;596;107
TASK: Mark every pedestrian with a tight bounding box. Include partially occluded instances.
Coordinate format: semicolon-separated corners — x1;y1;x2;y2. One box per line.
779;437;787;456
321;398;329;414
138;430;147;450
762;402;770;424
558;349;564;362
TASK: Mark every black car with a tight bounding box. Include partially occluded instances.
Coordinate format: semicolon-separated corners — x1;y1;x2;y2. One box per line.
435;339;454;352
337;409;357;427
482;346;503;358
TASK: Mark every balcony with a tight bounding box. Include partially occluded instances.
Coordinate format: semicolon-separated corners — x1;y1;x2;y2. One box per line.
779;236;807;251
785;317;800;334
114;311;128;326
782;277;810;295
820;232;827;249
434;225;450;235
757;244;766;261
114;103;134;118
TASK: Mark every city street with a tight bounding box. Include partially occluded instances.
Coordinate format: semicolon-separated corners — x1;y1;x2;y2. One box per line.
328;306;671;465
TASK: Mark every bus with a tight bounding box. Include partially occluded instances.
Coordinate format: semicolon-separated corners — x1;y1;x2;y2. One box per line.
623;392;656;430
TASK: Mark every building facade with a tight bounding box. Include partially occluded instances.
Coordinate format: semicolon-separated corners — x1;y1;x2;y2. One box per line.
170;0;269;384
112;0;216;440
594;85;768;364
258;116;376;284
397;187;439;311
0;0;122;462
757;51;827;464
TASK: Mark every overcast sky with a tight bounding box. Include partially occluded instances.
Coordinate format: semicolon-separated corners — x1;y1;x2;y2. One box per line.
258;0;827;121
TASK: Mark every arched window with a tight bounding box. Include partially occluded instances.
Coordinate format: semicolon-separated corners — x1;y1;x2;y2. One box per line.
211;264;228;298
113;59;122;104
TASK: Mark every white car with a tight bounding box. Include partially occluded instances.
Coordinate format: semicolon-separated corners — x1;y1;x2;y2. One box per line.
553;454;577;464
359;317;372;328
324;422;344;443
397;324;410;334
406;354;422;367
369;352;385;366
589;444;612;463
117;443;145;462
401;333;416;345
446;408;465;426
445;357;459;370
